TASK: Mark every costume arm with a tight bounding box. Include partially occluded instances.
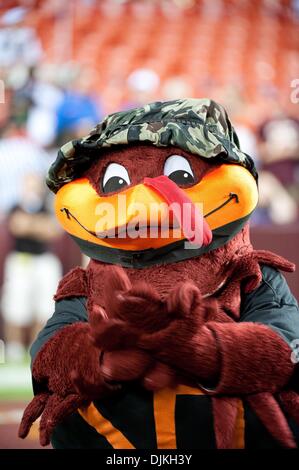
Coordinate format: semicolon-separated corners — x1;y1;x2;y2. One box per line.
142;266;298;394
30;297;88;396
240;265;299;346
30;297;88;362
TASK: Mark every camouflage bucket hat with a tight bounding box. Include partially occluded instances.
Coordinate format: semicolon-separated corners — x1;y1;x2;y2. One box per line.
47;98;257;193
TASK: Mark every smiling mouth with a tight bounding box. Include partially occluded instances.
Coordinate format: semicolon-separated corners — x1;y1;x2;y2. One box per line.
60;192;239;239
59;209;180;238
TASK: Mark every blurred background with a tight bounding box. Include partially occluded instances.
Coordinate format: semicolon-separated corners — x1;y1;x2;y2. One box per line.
0;0;299;449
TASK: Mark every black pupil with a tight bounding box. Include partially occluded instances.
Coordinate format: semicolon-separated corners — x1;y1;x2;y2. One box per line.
168;170;195;185
103;177;128;194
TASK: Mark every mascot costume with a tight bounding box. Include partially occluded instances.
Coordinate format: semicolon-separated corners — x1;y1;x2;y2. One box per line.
19;99;299;449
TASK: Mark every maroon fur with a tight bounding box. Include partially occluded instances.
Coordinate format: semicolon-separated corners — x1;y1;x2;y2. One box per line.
212;397;240;449
246;393;296;448
19;321;129;446
24;225;298;447
18;393;49;441
86;265;294;395
203;322;293;394
54;225;294;316
254;250;295;273
31;322;105;397
85;224;255;303
54;267;88;301
279;390;299;426
86;262;298;448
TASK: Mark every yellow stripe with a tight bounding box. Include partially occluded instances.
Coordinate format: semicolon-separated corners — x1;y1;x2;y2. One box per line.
80;386;209;449
231;399;245;449
153;388;177;449
153;384;204;449
78;403;135;449
176;385;204;396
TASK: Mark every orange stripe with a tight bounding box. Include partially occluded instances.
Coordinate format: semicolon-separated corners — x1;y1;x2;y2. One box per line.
78;403;135;449
175;385;204;396
231;399;245;449
153;384;204;449
153;388;177;449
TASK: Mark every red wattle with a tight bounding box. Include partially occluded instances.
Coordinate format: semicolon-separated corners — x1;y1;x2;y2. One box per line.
143;175;212;247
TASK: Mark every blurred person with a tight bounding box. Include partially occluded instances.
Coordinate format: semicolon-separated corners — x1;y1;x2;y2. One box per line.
55;69;101;138
0;119;50;218
1;173;62;363
258;117;299;203
0;26;42;68
4;63;63;148
25;65;64;148
6;76;33;130
252;171;298;225
55;117;102;150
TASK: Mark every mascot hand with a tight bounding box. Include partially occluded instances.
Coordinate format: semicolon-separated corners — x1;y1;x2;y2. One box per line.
137;281;221;385
99;265;172;331
139;282;294;394
89;266;179;390
93;278;220;391
89;290;177;391
100;349;176;391
18;322;118;447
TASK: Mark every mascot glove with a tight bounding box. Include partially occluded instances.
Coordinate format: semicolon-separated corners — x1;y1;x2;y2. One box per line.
138;320;295;395
19;322;120;446
137;282;295;395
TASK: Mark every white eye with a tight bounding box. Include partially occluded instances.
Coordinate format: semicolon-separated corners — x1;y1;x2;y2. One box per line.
102;163;131;194
163;155;195;185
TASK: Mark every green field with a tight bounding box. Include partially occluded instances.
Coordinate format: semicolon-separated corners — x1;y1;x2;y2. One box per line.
0;363;33;400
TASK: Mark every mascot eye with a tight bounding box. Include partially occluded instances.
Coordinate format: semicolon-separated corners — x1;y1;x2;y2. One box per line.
102;163;131;194
163;155;195;185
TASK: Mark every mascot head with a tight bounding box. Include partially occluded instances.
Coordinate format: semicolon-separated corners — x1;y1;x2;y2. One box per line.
47;98;258;268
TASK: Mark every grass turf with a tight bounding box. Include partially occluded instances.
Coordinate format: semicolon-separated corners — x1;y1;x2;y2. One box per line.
0;362;32;400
